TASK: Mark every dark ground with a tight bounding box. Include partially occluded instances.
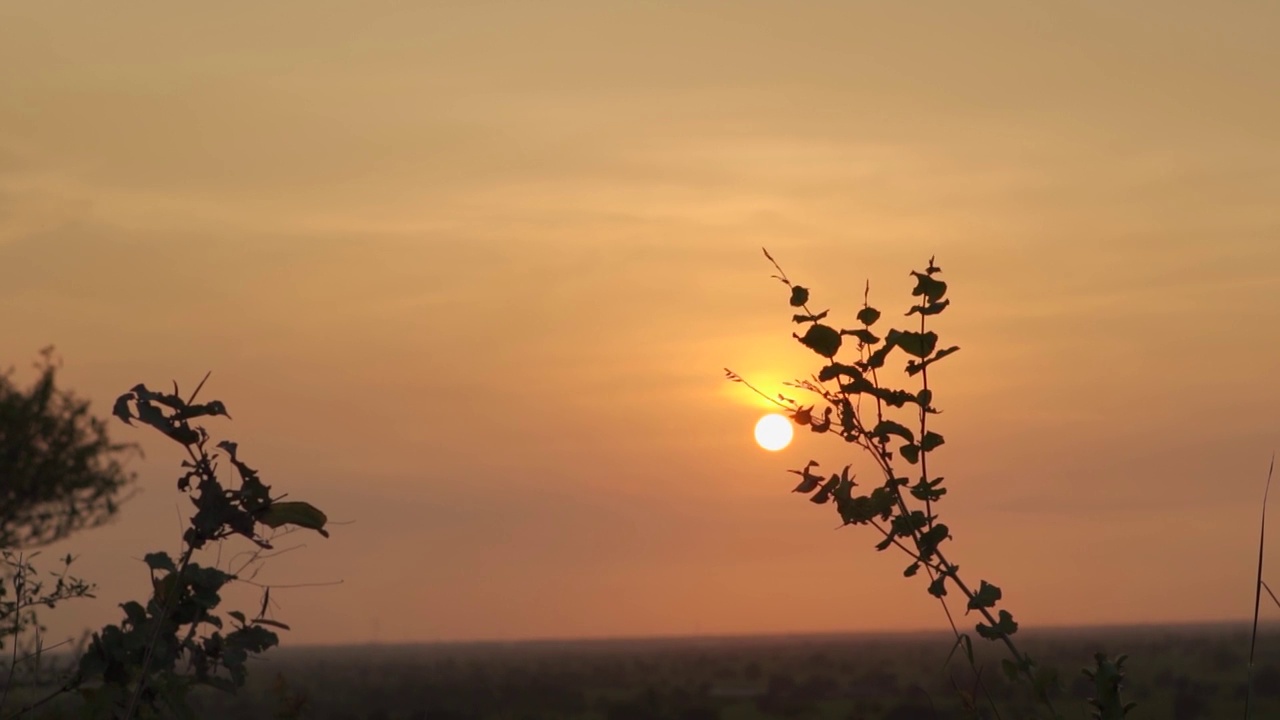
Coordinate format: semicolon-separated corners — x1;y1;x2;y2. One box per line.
177;622;1280;720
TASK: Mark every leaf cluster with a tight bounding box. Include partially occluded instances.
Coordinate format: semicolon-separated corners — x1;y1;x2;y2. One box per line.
59;377;332;719
729;250;1132;719
74;555;279;719
755;253;968;590
112;384;328;551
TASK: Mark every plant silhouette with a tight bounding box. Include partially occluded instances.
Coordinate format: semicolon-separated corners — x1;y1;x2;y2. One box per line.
727;250;1134;719
1;372;332;720
1;349;135;701
0;348;138;550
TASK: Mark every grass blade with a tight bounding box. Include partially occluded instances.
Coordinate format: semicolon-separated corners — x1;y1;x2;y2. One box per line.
1246;453;1275;719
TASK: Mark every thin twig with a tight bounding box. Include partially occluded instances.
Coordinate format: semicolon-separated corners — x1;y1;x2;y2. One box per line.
0;554;26;712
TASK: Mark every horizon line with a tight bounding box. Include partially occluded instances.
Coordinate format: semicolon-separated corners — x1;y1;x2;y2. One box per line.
275;616;1279;652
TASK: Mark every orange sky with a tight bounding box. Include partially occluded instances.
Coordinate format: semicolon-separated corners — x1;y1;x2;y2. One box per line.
1;1;1278;646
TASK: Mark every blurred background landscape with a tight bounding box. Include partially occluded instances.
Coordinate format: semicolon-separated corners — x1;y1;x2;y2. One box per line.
174;624;1280;718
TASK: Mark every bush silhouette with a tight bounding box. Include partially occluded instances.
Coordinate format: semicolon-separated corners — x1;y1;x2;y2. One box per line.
0;348;137;550
1;368;332;719
1;349;135;707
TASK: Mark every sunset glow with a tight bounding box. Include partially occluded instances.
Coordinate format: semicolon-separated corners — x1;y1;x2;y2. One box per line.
0;1;1277;650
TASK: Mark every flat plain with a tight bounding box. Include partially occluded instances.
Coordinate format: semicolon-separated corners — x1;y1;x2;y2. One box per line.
184;622;1280;720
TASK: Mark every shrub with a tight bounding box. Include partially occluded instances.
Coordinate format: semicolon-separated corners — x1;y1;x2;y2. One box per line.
1;371;332;719
728;250;1134;719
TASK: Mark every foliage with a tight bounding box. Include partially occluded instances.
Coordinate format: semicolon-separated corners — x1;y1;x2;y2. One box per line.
0;350;123;712
0;551;95;712
727;249;1133;719
1083;653;1137;719
0;373;332;720
0;348;138;550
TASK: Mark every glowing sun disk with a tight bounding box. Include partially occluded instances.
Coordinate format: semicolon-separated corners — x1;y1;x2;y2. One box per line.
754;413;793;451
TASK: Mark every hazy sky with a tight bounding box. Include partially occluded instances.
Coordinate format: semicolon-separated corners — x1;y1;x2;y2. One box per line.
1;1;1278;646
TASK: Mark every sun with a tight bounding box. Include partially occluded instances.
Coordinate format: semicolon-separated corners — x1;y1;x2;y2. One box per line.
754;413;794;451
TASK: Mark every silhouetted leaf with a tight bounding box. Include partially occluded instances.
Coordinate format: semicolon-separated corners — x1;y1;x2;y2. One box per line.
928;575;948;598
818;363;863;382
911;271;947;303
152;573;180;609
904;562;920;577
175;400;232;422
857;306;881;326
789;462;823;494
863;342;894;369
840;375;875;395
812;476;838;504
133;400;169;432
226;624;280;655
112;394;134;425
909;477;947;502
841;328;880;345
792;310;829;324
976;609;1018;640
887;329;937;359
868;486;895;517
871;420;914;444
906;346;961;376
871;387;917;408
834;461;855;497
835;493;873;525
810;407;832;433
256;501;330;538
796;324;841;358
184;564;234;595
921;431;945;452
907;299;950;316
968;581;1002;612
144;552;177;573
130;383;186;411
917;523;949;560
891;510;929;538
789;286;809;307
120;600;147;626
932;345;960;363
900;443;920;464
